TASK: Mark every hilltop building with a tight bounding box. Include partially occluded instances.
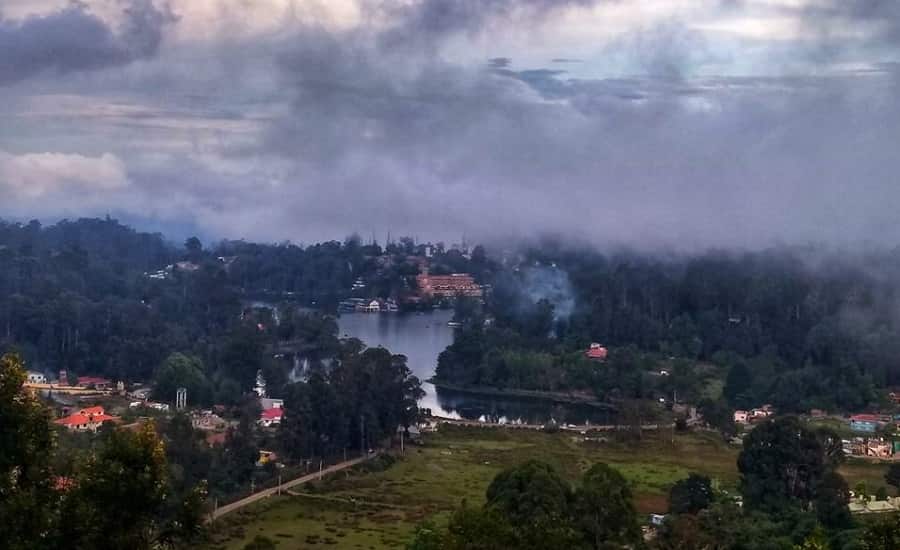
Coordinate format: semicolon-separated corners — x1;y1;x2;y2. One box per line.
416;272;482;298
585;343;608;361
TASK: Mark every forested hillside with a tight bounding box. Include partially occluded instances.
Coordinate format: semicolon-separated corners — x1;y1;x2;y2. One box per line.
439;243;900;413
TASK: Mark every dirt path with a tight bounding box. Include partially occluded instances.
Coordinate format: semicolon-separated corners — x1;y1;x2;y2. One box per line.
210;454;374;520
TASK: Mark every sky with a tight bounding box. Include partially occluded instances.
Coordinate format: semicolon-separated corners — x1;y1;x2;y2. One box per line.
0;0;898;249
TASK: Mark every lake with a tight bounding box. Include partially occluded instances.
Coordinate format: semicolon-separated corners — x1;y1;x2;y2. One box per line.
338;311;615;425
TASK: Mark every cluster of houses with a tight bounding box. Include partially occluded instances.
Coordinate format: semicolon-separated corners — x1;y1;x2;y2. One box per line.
843;437;897;459
338;297;400;313
732;405;775;424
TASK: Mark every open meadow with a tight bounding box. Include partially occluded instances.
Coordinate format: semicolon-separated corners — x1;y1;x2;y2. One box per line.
207;425;890;549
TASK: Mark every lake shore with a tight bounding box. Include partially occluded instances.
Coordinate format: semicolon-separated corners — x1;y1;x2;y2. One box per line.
429;379;618;410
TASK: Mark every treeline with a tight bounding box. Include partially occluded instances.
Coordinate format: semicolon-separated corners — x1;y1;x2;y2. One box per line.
409;417;900;549
438;244;900;412
0;217;484;389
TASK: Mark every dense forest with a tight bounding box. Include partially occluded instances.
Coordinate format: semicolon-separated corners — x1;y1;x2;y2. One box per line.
438;242;900;414
0;217;476;390
4;216;900;414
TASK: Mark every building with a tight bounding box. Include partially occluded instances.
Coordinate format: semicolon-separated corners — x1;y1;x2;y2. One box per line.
585;343;608;361
257;450;278;466
850;414;884;433
365;299;382;313
76;376;112;390
191;410;227;431
416;272;483;298
54;406;118;432
259;407;284;427
260;398;284;410
26;371;47;384
733;410;749;424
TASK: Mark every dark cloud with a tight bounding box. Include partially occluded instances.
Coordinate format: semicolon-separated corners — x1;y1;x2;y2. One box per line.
375;0;599;52
2;0;900;251
0;0;175;86
244;9;900;249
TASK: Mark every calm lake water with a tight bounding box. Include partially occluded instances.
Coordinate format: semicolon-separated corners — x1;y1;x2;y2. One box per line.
337;311;615;425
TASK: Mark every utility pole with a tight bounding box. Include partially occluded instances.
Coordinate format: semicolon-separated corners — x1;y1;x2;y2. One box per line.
400;429;404;453
359;414;365;457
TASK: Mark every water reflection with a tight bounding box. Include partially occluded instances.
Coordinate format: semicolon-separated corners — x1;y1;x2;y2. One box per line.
337;310;611;424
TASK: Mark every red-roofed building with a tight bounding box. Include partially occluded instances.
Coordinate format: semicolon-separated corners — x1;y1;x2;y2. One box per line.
54;476;76;492
850;414;884;423
55;405;118;432
416;273;483;298
76;376;112;390
258;407;284;428
585;343;608;361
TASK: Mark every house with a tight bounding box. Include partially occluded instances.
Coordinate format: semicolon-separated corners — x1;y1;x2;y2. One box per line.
365;299;382;313
260;398;284;410
191;410;227;431
850;414;884;433
749;405;775;420
257;450;278;466
867;439;893;458
26;371;47;384
54;406;118;432
733;410;749;424
649;514;667;527
76;376;112;390
259;407;284;427
585;343;608;361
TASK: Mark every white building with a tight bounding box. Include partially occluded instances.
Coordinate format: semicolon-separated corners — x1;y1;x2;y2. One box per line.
26;371;47;384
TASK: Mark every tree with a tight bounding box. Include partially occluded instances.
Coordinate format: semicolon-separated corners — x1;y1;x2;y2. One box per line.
698;398;736;438
738;416;829;514
184;236;203;260
0;352;58;550
153;353;212;406
862;514;900;550
796;528;830;550
406;522;446;550
724;361;754;407
485;460;578;548
884;462;900;490
58;422;171;549
669;473;714;515
486;460;573;526
815;471;851;530
574;463;641;549
444;505;518;550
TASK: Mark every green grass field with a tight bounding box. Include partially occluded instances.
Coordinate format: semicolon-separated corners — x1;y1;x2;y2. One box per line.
206;425;890;550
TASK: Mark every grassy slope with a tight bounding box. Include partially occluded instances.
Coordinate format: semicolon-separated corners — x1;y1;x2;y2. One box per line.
208;425;888;550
